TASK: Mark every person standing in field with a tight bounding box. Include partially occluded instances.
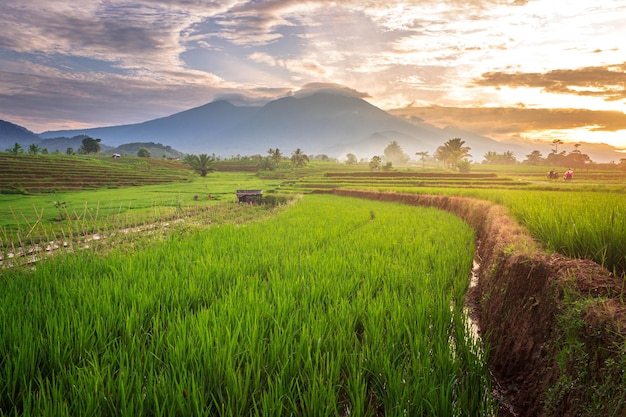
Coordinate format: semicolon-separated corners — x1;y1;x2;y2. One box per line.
564;169;573;181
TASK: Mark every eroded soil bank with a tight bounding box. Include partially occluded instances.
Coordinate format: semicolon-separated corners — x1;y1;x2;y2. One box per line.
332;189;625;417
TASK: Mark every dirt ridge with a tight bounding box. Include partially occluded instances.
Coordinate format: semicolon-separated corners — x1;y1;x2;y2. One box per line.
332;189;624;417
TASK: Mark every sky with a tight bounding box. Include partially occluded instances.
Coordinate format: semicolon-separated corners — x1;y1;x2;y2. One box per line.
1;0;626;151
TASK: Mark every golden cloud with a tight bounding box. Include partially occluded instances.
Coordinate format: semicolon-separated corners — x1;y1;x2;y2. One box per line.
388;105;626;135
472;63;626;101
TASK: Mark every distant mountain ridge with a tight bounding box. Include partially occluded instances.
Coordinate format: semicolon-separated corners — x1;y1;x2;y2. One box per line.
2;91;622;162
0;120;41;145
33;91;521;159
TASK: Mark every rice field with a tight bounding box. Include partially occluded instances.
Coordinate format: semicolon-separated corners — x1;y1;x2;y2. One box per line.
0;194;496;416
281;169;626;277
0;154;192;193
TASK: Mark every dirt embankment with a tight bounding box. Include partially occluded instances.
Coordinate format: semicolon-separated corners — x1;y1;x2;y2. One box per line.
332;189;625;417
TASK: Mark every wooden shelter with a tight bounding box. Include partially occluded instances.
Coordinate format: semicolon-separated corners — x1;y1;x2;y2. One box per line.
236;189;263;203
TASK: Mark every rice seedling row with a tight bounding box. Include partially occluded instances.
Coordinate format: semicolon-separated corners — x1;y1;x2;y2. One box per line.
0;194;496;416
298;171;626;277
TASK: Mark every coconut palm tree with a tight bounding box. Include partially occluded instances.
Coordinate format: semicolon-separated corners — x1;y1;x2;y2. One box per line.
290;148;309;168
268;148;283;165
435;138;471;169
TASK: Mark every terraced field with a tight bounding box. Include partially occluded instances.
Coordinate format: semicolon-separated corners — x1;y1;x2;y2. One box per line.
0;154;193;193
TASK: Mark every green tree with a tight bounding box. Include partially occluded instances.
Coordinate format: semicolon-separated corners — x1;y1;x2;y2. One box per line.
345;153;357;164
66;147;74;155
482;151;517;165
457;158;472;173
524;150;543;165
187;153;216;177
435;138;471;169
564;150;592;169
137;148;150;158
10;142;22;155
369;155;382;170
290;148;309;168
28;143;41;155
79;137;101;154
384;140;409;165
268;148;283;165
545;150;566;166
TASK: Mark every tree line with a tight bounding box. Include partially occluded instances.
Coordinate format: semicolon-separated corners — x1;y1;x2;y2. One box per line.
354;138;606;172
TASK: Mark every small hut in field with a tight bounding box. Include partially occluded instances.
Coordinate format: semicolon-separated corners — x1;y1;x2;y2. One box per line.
236;189;263;204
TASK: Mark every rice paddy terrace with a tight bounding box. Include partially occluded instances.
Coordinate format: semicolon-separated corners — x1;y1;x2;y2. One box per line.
273;165;626;193
1;159;625;416
0;154;192;193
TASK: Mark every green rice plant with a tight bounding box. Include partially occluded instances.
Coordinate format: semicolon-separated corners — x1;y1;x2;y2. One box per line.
0;194;495;416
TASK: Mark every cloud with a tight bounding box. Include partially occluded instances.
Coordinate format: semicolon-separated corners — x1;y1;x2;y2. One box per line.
473;63;626;101
389;105;626;136
294;83;371;99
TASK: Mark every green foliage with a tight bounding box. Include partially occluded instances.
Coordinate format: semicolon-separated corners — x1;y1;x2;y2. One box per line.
267;148;283;165
78;137;101;155
9;142;22;155
28;143;40;155
290;148;309;168
544;292;626;417
112;142;183;159
457;158;472;173
483;151;517;165
186;153;216;177
383;140;409;165
369;155;382;170
137;148;150;158
345;153;357;164
435;138;471;169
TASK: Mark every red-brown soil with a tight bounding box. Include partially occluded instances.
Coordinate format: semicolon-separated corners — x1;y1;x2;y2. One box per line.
331;189;625;417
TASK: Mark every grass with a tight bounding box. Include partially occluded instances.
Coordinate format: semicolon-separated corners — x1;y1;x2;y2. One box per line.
0;194;496;416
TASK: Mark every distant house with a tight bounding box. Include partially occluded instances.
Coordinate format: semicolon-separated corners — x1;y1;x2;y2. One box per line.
112;153;121;158
236;189;263;203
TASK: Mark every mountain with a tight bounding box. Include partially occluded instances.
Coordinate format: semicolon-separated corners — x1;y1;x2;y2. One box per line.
0;120;41;150
36;92;520;160
5;91;623;162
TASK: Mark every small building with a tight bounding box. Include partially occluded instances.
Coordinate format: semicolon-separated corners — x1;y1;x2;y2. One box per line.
112;153;121;158
236;189;263;204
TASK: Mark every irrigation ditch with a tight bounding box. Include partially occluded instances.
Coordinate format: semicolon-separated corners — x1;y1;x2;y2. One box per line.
331;189;625;417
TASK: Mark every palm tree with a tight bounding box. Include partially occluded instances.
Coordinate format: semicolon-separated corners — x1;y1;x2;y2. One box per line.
290;148;309;168
188;153;216;177
268;148;283;165
435;138;471;169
